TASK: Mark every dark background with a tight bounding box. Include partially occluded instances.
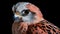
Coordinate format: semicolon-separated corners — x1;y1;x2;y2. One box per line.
0;0;60;34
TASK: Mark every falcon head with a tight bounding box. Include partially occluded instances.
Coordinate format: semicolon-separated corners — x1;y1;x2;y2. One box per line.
12;2;44;25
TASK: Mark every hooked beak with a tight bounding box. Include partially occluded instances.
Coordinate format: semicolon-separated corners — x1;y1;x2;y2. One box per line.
14;14;23;22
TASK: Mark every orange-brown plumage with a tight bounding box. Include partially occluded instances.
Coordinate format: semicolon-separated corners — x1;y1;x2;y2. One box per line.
12;2;60;34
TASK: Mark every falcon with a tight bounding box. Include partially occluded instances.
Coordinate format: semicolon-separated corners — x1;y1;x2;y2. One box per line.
12;2;60;34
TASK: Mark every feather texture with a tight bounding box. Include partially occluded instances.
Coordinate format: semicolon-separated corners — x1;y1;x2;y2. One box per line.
12;20;60;34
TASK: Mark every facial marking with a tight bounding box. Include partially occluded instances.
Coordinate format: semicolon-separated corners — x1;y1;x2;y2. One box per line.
13;2;36;23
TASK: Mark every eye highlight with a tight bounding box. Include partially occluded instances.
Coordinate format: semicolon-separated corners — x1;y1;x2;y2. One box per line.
21;10;30;16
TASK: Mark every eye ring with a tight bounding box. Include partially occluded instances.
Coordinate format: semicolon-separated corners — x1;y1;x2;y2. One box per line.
21;10;30;16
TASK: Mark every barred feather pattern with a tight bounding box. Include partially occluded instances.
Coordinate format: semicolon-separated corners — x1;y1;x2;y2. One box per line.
12;20;60;34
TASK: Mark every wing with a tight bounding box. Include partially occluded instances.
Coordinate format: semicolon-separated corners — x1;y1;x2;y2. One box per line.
12;20;60;34
27;20;60;34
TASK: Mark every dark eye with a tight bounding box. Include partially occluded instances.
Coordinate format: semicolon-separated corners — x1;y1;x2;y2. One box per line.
21;10;29;16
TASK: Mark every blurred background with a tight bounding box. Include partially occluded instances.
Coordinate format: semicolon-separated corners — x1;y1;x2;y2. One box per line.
0;0;60;34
